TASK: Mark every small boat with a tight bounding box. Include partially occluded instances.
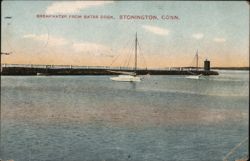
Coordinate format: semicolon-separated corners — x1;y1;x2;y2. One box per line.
186;50;202;79
186;74;202;79
110;74;141;82
36;72;49;76
110;33;141;82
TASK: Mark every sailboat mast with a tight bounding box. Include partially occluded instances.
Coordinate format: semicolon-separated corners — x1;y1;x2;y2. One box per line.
196;49;198;71
134;32;138;72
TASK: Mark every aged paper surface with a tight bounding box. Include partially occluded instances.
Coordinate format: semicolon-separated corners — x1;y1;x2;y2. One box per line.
1;1;249;161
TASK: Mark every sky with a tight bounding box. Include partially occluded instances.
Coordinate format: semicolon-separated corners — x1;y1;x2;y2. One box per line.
1;1;249;68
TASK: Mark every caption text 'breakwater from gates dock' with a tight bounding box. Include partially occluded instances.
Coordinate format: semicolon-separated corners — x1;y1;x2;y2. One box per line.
36;14;180;20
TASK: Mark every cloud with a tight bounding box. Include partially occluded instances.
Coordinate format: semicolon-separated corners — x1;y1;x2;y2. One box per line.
46;1;113;14
23;34;37;38
73;42;111;56
213;37;226;43
23;34;113;57
192;33;204;39
142;25;170;35
23;34;68;46
23;34;113;56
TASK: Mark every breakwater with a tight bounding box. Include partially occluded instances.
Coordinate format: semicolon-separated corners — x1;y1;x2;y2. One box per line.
0;65;219;76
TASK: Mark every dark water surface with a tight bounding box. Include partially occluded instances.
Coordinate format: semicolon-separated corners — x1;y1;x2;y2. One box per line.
1;70;249;161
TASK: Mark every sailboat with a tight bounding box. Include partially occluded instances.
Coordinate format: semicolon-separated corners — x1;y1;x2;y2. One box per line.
186;50;202;79
110;33;141;82
185;74;202;79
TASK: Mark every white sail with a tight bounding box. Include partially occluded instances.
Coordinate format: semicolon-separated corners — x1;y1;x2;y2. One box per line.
185;50;202;79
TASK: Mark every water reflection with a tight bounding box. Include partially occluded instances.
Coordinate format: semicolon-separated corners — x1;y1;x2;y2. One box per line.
130;82;137;90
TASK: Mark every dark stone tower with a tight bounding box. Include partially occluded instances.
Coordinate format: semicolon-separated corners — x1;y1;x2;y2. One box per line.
204;59;210;71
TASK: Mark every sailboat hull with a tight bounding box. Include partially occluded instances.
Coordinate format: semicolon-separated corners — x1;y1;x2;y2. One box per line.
185;74;202;79
110;75;141;82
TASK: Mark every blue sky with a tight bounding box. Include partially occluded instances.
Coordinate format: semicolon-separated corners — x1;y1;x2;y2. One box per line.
1;1;249;67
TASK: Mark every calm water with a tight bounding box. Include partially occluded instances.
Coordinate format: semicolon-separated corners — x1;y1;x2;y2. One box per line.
1;70;249;161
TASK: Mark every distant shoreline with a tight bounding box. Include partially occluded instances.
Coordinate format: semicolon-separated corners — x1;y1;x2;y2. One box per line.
211;67;249;71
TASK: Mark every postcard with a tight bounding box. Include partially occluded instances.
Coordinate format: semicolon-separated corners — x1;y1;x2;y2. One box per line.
1;1;249;161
